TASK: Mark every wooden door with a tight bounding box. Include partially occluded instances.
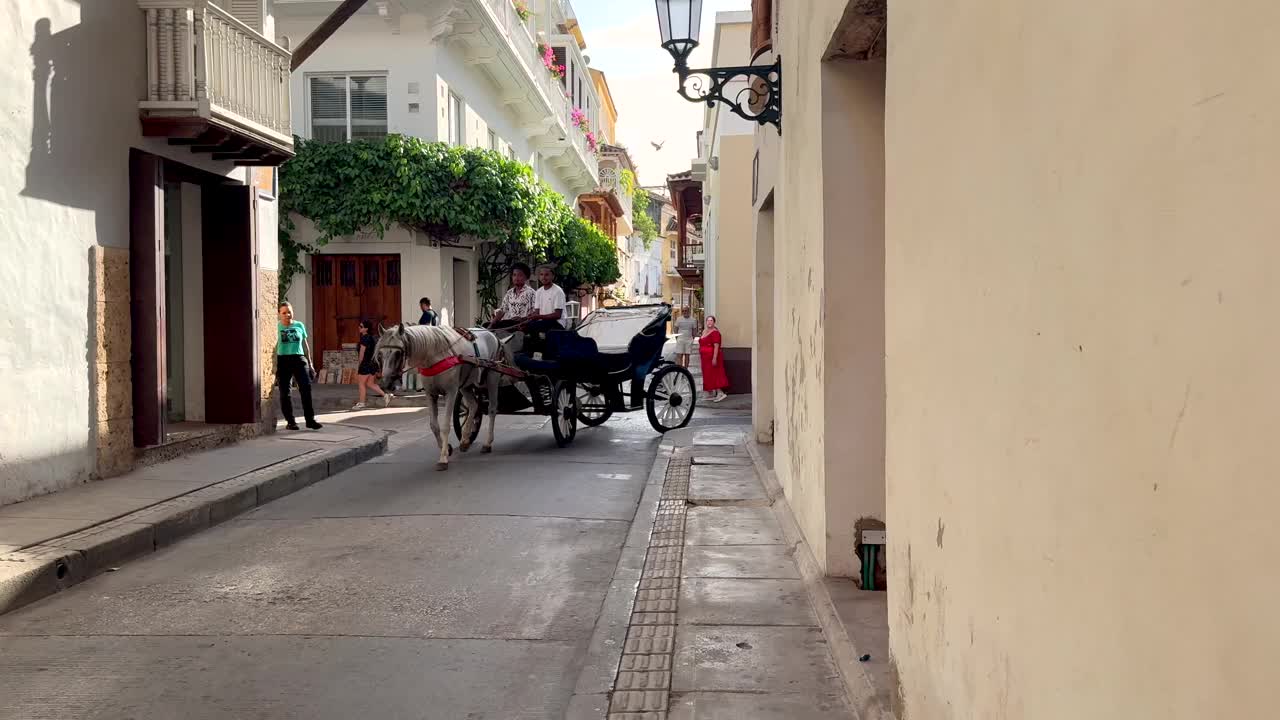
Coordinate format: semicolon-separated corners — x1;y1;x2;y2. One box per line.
310;254;402;356
129;150;165;447
202;185;260;425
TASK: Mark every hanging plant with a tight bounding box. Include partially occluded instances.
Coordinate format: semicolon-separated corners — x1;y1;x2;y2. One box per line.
513;0;531;22
537;42;566;80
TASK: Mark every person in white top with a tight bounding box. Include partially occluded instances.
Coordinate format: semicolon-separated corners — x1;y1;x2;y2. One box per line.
531;265;570;329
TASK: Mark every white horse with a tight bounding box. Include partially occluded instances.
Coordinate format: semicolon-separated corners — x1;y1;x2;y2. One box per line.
375;324;502;470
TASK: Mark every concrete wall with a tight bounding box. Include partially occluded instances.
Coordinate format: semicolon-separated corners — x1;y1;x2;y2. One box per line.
0;0;250;505
886;0;1280;717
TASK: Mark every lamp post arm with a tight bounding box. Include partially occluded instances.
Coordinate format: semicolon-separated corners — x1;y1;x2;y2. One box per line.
673;58;782;131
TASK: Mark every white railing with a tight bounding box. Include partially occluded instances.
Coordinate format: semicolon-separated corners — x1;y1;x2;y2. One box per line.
597;161;633;222
139;0;292;145
478;0;596;176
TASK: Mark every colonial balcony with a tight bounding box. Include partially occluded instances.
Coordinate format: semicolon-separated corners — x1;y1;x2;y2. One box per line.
138;0;293;165
667;169;704;284
578;160;633;237
447;0;599;192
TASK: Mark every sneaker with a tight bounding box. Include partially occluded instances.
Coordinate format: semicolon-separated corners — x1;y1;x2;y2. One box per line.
712;392;727;403
351;402;367;411
285;422;300;431
382;394;394;408
305;420;323;430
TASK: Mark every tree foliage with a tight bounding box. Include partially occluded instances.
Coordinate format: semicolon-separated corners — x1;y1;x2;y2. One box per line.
278;135;621;318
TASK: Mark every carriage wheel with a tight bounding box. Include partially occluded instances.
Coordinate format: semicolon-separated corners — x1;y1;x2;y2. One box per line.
576;383;613;427
550;381;578;447
646;365;697;433
452;389;487;445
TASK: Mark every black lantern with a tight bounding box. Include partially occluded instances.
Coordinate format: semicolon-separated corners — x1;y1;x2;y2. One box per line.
654;0;782;130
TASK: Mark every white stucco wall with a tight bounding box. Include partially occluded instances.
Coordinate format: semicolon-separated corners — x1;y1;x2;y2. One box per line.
0;0;249;504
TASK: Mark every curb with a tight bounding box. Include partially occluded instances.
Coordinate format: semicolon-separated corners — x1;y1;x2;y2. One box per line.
744;440;895;720
0;433;388;617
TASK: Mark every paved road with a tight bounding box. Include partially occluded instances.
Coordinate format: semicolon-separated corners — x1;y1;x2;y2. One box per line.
0;407;681;720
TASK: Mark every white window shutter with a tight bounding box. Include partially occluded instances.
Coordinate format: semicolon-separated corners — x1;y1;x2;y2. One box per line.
226;0;263;33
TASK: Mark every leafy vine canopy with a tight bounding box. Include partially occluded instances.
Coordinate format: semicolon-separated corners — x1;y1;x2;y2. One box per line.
278;134;622;316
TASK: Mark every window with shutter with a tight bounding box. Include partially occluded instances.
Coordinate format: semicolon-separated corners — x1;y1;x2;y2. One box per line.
226;0;262;32
386;258;401;286
308;74;388;142
350;75;388;140
553;48;567;87
448;92;465;146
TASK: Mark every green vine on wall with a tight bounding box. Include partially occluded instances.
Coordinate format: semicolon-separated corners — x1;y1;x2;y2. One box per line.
278;135;621;320
623;169;659;250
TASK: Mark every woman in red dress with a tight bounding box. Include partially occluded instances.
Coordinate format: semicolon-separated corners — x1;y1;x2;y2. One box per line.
698;315;730;402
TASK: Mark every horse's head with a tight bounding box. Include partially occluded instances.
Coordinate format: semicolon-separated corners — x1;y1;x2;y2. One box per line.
375;323;409;391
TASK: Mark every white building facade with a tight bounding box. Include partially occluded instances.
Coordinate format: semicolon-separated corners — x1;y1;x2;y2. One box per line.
1;0;293;505
278;0;601;343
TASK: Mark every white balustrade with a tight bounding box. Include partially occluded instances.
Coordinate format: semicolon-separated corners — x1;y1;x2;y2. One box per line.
139;0;291;146
478;0;596;176
597;161;633;222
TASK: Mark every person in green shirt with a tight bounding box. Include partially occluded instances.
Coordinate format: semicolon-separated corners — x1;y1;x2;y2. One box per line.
276;302;321;430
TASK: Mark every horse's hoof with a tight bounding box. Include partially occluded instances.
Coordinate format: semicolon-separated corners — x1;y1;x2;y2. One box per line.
435;462;449;471
460;441;472;453
448;445;455;456
481;446;492;454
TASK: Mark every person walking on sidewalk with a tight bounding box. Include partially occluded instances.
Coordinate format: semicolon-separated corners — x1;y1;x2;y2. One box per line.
276;302;322;430
699;314;729;402
673;305;697;368
352;319;393;411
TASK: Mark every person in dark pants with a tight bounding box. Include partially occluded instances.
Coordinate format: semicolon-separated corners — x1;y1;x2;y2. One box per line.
419;297;439;326
276;301;322;431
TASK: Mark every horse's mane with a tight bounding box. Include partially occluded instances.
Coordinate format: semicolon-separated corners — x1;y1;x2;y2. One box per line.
400;325;470;367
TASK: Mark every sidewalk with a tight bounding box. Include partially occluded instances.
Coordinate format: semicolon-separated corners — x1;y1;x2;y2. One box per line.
569;425;891;720
0;424;386;615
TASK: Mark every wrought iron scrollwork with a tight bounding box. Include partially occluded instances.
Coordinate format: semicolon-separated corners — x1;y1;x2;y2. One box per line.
673;58;782;130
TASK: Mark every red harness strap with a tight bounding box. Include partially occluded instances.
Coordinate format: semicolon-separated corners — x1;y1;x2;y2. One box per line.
418;355;463;377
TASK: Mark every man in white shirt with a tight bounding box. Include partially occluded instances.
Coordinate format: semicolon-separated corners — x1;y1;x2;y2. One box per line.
531;265;569;330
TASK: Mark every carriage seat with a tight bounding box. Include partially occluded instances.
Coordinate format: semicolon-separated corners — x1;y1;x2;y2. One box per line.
514;330;631;376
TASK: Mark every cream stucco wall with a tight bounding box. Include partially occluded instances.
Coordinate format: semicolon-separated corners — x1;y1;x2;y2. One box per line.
769;1;882;575
886;1;1280;717
710;134;755;349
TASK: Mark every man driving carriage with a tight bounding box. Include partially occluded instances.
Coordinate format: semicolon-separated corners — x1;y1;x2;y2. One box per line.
487;263;568;355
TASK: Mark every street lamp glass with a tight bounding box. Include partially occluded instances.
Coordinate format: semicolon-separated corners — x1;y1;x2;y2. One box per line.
654;0;702;61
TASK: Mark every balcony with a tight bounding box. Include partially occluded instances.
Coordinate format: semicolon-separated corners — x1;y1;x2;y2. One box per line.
459;0;598;191
580;161;632;236
138;0;293;165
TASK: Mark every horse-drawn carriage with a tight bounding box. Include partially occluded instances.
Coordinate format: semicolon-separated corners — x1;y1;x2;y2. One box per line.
452;303;698;447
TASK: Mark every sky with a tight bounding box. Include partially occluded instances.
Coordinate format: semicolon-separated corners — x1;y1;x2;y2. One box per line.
572;0;751;188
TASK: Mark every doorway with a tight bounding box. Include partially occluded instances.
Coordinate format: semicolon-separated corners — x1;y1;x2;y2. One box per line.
162;181;186;423
310;254;402;356
452;258;473;327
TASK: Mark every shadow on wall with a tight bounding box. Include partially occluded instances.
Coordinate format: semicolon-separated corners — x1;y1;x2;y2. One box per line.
23;2;141;224
7;3;143;503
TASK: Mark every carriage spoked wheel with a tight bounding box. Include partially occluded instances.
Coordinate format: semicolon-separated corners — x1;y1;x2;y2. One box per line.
646;365;697;433
452;389;489;447
576;383;613;427
549;380;579;447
